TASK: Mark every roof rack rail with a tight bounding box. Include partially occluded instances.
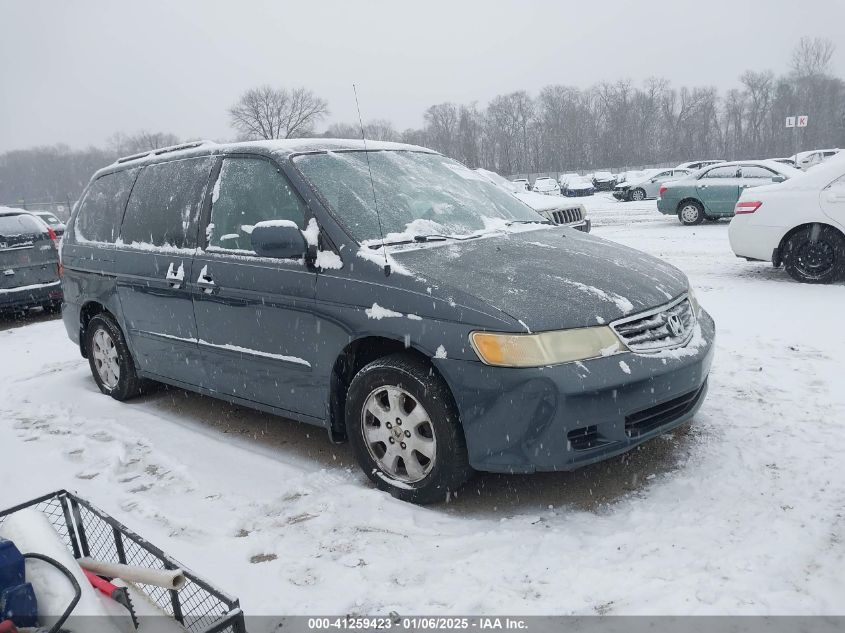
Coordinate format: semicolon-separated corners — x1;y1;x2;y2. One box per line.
115;140;217;164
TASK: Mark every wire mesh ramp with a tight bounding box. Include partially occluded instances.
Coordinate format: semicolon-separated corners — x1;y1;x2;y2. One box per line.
0;490;246;633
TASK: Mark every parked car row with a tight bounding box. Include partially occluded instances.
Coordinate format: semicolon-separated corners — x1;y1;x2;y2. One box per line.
657;160;801;225
476;169;590;231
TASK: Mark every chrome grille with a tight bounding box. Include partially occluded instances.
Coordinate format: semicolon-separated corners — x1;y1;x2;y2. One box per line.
611;295;696;353
548;206;584;225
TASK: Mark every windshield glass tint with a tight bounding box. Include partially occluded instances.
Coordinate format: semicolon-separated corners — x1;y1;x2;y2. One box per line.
293;151;541;242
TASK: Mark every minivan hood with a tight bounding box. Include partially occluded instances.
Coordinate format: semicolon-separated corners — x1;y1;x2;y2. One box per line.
391;227;689;331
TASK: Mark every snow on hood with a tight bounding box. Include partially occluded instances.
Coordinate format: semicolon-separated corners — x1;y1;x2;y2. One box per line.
515;191;574;212
389;227;689;331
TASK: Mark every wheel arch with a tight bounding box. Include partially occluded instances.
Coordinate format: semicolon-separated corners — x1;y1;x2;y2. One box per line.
676;197;703;213
777;222;845;258
775;222;845;266
78;300;112;358
327;335;452;442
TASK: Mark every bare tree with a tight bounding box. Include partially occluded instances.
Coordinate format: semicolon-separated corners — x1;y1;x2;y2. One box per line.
791;37;835;78
423;103;460;157
323;122;361;139
107;130;180;156
362;119;400;141
323;119;399;141
228;86;329;140
741;70;775;154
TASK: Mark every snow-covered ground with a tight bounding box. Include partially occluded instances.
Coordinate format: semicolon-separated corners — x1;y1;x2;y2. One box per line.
1;193;844;616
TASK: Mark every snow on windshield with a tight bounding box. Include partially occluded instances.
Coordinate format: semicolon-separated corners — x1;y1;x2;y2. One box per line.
293;150;541;243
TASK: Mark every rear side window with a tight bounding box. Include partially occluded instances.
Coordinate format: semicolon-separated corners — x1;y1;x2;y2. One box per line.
74;169;137;243
121;157;213;249
207;157;307;252
0;213;44;238
701;166;740;179
740;165;777;179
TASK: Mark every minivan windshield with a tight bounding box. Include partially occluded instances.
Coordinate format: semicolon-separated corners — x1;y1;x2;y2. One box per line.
293;151;543;243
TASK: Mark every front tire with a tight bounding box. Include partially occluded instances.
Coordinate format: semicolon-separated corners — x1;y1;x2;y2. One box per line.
85;313;146;400
782;225;845;284
630;188;646;202
346;353;472;504
678;200;705;225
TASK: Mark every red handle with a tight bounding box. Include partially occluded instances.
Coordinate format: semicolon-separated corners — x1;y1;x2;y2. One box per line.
83;568;119;597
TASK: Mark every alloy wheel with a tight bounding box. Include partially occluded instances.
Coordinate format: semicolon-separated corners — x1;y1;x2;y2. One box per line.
361;385;437;483
92;328;120;389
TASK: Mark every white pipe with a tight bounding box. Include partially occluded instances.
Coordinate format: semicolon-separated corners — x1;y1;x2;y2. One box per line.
78;557;186;591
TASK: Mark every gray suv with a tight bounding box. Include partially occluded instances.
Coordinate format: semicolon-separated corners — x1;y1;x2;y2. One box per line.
0;209;62;313
61;139;715;503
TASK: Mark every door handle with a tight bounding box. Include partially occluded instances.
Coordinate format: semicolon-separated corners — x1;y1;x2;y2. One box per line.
699;184;708;189
165;262;185;289
196;265;216;294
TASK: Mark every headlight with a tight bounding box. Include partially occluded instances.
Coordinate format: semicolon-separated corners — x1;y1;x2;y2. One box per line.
470;327;626;368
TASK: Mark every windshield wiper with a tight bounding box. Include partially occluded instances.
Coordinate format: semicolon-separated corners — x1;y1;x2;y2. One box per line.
369;234;481;249
413;234;482;242
505;219;552;226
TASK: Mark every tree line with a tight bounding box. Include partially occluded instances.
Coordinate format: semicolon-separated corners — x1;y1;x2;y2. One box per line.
2;37;842;211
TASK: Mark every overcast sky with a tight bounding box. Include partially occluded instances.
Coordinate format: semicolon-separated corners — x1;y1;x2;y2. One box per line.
1;0;843;153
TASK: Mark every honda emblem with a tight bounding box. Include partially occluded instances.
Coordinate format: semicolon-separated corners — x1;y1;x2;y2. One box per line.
667;313;685;337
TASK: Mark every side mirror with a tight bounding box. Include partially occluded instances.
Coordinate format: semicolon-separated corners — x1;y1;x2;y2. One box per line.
771;175;786;183
250;221;307;259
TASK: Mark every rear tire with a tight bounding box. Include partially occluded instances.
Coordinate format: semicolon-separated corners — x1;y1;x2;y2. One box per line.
85;313;147;400
678;200;705;225
346;353;472;504
630;188;646;202
782;225;845;284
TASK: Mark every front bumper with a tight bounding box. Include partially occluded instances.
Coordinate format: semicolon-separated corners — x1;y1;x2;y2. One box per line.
434;309;715;473
0;280;62;311
612;189;629;201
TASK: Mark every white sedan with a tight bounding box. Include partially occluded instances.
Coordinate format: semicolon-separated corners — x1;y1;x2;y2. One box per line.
532;177;561;195
729;153;845;284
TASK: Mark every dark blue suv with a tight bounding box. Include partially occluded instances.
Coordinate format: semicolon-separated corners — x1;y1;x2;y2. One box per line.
61;139;714;503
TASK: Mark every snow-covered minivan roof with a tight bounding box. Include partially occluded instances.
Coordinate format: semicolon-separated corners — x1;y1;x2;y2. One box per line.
94;139;438;180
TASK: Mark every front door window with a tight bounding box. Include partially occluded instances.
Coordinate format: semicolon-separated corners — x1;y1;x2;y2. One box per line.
207;158;307;253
